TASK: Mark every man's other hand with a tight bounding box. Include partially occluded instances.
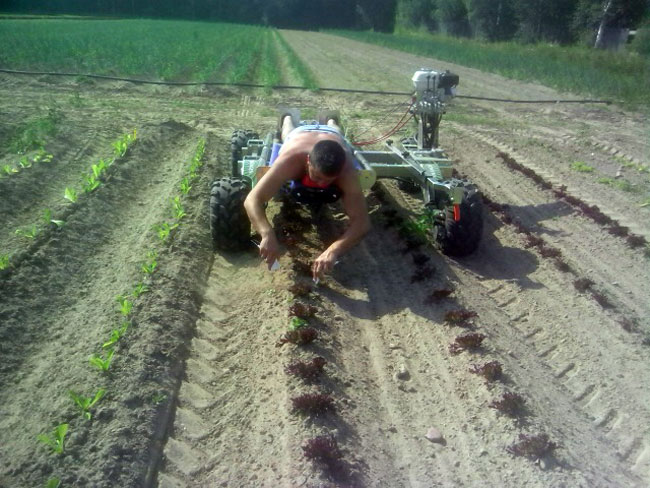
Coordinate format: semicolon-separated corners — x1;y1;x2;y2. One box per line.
312;249;338;280
259;233;280;269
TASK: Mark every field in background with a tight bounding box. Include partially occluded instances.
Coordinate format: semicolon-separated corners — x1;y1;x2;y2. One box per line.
330;29;650;107
0;19;315;87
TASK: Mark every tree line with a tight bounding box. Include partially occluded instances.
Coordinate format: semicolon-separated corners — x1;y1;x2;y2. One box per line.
3;0;649;48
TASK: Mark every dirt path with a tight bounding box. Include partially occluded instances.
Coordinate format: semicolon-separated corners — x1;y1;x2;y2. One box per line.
1;27;650;487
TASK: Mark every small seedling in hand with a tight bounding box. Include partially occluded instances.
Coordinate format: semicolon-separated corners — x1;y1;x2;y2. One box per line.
449;333;486;354
489;391;526;417
15;225;38;239
286;357;327;382
506;433;557;459
276;327;318;347
69;388;106;420
469;361;503;382
64;187;78;203
116;295;133;316
291;392;335;415
38;423;68;455
103;321;129;349
89;349;114;372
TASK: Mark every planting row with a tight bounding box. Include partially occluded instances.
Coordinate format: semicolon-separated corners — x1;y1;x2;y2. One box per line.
36;138;206;488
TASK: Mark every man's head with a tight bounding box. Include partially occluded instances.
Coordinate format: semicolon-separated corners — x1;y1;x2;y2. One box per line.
308;140;345;185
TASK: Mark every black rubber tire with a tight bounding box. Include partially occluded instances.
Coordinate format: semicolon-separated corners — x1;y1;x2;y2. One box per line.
434;184;483;257
209;177;251;251
230;129;259;176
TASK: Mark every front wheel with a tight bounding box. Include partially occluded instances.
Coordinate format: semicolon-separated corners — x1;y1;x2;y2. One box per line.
434;184;483;257
209;177;251;251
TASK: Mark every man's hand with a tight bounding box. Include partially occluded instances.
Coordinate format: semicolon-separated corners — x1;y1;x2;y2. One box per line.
259;232;280;269
312;248;339;280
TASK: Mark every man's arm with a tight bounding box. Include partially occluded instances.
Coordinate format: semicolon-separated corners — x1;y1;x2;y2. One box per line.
244;153;300;267
312;170;370;278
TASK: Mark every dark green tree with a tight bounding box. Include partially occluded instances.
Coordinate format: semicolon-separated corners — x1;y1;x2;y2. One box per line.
396;0;439;31
437;0;471;37
468;0;517;41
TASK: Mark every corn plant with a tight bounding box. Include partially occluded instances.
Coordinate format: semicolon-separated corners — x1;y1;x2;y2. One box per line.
103;321;129;349
92;160;107;179
3;164;18;175
18;156;32;169
33;147;53;163
171;196;186;220
89;349;114;372
0;254;9;270
153;222;177;241
179;176;192;194
116;294;133;316
38;423;68;455
82;174;100;193
69;388;106;420
64;187;78;203
15;225;38;239
141;250;158;274
42;209;65;228
132;282;149;298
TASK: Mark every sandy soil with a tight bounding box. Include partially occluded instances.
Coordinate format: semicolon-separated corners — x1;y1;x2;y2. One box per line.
0;29;649;488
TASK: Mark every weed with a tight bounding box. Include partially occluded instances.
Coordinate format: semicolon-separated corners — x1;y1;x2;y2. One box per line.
469;361;503;382
291;393;335;415
286;357;327;382
449;333;486;354
506;433;557;459
64;187;78;203
489;391;526;417
276;327;318;347
116;295;133;316
69;388;106;420
289;302;317;319
38;423;68;455
102;321;129;349
0;254;9;270
303;435;342;467
89;349;114;372
15;225;38;239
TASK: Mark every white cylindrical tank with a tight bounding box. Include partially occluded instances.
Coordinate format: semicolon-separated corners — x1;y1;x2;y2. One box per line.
412;69;439;93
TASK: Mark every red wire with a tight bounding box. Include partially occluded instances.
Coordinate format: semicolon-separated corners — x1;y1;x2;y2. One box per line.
352;100;415;146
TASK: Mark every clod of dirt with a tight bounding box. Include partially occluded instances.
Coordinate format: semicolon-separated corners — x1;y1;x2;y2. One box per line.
469;361;503;382
289;302;317;318
489;392;526;417
285;357;327;382
506;433;558;459
276;327;318;347
425;427;445;444
291;392;336;415
449;333;486;355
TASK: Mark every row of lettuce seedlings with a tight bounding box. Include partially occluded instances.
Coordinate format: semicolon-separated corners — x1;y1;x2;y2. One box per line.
0;131;137;275
372;185;558;464
38;138;206;488
1;146;53;178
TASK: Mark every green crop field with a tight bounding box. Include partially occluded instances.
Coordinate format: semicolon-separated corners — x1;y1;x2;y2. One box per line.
331;29;650;107
0;19;314;86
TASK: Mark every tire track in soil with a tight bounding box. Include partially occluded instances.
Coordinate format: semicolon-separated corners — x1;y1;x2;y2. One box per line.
0;120;205;487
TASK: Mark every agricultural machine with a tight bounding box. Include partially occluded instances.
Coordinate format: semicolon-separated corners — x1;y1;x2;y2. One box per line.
210;69;483;257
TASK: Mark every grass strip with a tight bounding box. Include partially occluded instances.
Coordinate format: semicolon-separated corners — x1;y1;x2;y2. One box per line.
275;30;318;89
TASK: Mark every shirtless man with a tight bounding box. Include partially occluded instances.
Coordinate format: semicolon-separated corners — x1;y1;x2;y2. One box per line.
244;115;371;280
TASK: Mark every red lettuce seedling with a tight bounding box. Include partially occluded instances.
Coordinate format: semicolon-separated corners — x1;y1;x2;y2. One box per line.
489;392;526;417
286;357;327;382
276;327;318;347
506;433;557;459
410;265;435;283
303;435;342;468
573;277;594;292
425;289;454;303
291;260;312;277
445;309;478;324
591;290;614;309
469;361;503;382
289;302;317;318
449;333;486;354
291;393;336;415
288;282;312;297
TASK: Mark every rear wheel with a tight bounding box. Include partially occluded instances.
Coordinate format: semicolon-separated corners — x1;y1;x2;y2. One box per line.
230;129;259;176
209;177;251;251
434;184;483;257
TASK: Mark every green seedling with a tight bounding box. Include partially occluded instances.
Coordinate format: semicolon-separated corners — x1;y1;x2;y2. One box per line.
64;187;78;203
0;254;9;270
69;388;106;420
116;295;133;316
3;164;18;175
19;156;32;169
112;139;127;158
33;147;53;163
83;174;100;193
92;160;107;179
89;349;114;372
142;250;158;274
103;321;130;349
640;197;650;208
132;282;149;298
171;196;186;220
180;177;192;194
152;393;167;405
45;477;61;488
38;423;68;455
289;317;308;331
153;222;177;241
571;161;594;173
15;225;38;239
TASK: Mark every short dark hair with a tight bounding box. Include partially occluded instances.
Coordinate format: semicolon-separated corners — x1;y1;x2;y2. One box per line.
310;140;345;176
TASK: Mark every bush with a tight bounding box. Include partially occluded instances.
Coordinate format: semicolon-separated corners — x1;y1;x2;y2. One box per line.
631;22;650;57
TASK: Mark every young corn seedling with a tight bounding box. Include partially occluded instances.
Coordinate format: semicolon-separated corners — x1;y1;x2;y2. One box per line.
92;160;107;179
171;196;186;220
89;349;114;372
83;174;101;193
33;147;53;163
69;388;106;420
37;423;68;455
3;164;18;175
43;207;65;228
180;177;192;195
153;222;177;242
103;321;129;349
18;156;32;169
112;139;127;158
15;225;38;239
0;254;10;270
142;251;158;274
132;282;149;298
64;187;78;203
116;295;133;316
